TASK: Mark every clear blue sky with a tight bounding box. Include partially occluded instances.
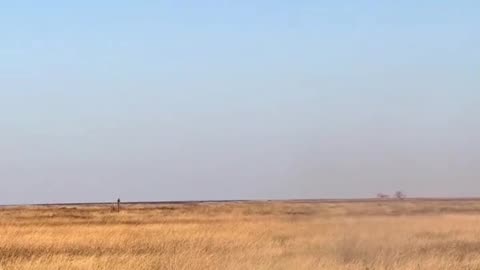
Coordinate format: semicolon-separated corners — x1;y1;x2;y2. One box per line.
1;1;479;204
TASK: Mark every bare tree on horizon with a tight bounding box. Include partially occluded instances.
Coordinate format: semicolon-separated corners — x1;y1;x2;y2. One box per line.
395;191;406;200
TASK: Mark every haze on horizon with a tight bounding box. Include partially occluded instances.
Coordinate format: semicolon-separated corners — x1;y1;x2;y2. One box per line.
0;1;479;205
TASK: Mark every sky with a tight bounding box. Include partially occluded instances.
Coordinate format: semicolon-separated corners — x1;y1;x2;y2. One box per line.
0;1;479;204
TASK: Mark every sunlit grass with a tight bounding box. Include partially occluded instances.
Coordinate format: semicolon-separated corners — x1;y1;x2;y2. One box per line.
1;200;480;269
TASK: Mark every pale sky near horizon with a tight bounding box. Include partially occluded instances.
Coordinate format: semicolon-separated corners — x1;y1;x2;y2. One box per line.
0;1;479;204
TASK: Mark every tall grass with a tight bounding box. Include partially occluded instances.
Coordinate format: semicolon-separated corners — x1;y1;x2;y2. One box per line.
1;200;480;269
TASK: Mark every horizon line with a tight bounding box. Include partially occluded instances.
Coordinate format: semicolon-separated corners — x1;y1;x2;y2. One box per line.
3;196;480;208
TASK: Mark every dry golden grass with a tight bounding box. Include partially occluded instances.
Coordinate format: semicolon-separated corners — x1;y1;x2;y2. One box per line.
2;200;480;269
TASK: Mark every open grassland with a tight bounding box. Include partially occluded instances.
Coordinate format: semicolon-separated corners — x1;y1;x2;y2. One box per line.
2;200;480;269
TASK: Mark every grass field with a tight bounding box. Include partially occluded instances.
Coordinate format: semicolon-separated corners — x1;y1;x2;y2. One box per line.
2;200;480;269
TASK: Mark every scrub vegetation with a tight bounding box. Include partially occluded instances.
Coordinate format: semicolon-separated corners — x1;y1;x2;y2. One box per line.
1;199;480;269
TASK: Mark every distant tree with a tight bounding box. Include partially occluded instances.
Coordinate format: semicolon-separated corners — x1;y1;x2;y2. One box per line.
377;193;390;199
394;191;406;200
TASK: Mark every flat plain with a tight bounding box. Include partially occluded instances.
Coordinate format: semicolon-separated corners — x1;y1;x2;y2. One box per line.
2;199;480;269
